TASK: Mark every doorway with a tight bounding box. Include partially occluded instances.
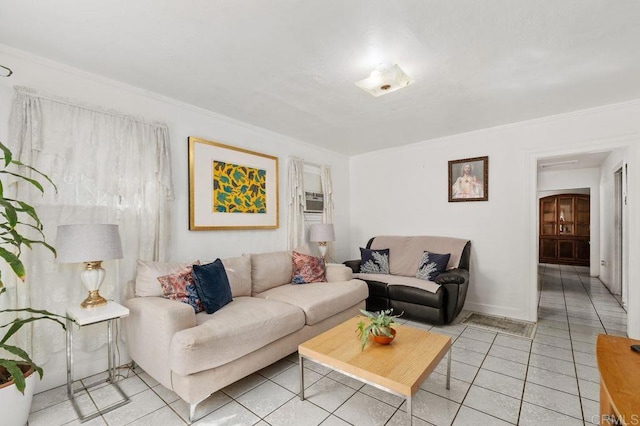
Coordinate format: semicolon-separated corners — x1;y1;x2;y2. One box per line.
613;167;625;307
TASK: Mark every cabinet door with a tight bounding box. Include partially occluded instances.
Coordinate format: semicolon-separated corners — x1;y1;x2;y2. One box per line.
540;198;556;235
576;197;590;236
576;240;590;263
540;238;557;260
558;240;575;260
558;197;574;235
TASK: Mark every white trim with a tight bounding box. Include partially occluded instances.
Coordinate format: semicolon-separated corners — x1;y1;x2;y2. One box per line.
463;302;530;322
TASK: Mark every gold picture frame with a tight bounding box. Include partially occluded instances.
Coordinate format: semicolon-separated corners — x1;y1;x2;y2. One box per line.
189;136;279;230
448;156;489;202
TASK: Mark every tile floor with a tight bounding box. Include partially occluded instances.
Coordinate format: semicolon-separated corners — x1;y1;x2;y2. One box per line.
28;264;628;425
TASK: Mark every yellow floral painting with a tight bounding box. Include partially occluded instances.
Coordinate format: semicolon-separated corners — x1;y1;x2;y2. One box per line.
213;161;266;213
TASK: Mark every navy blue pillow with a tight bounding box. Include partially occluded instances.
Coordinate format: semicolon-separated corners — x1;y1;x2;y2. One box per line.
416;251;451;281
359;248;390;274
192;259;233;314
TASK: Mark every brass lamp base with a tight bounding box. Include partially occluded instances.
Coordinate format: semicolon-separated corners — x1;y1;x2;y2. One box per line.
81;290;107;308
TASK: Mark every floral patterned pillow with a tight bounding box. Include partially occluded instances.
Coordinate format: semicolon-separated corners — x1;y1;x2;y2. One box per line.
416;251;450;281
292;251;326;284
157;262;203;312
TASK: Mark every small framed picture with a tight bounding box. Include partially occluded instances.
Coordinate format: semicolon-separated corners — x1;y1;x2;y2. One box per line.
189;136;279;230
448;156;488;202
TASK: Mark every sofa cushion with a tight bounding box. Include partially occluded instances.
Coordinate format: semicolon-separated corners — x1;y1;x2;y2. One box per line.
255;280;368;325
135;259;198;297
157;264;203;312
170;297;305;376
416;251;451;281
354;273;441;294
251;250;293;294
221;254;252;297
192;260;233;314
370;236;468;276
292;251;326;284
359;248;390;274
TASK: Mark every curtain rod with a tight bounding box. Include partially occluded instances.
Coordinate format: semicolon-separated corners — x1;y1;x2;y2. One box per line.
15;86;168;130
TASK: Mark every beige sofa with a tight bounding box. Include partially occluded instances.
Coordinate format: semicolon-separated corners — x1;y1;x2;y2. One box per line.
123;250;367;421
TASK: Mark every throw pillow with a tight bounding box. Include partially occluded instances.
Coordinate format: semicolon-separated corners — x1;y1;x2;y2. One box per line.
359;248;390;274
135;259;199;297
157;263;203;312
416;251;451;281
291;251;326;284
192;259;233;314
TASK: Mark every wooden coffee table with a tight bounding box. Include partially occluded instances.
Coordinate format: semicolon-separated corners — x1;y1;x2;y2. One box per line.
298;316;451;424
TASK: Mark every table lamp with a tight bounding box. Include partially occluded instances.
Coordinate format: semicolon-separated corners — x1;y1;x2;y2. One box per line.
56;224;123;308
309;223;335;262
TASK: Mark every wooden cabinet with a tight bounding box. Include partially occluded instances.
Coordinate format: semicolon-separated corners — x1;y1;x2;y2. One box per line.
539;194;590;266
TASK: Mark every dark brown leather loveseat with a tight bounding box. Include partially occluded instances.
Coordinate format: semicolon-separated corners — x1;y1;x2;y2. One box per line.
345;235;471;325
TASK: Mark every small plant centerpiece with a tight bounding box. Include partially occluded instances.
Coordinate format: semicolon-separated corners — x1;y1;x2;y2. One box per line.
356;309;402;351
0;140;66;426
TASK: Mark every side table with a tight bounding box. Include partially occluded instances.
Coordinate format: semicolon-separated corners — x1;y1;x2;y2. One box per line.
66;301;130;422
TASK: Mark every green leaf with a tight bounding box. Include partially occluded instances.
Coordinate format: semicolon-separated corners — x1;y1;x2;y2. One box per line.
0;246;25;281
0;170;44;193
0;140;12;167
0;359;26;393
0;199;18;227
10;160;57;193
13;200;41;225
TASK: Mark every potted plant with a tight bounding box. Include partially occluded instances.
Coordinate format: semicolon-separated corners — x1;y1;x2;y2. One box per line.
356;309;402;350
0;140;66;426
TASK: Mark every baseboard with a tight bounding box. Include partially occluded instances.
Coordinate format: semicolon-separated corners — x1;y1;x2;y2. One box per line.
463;302;534;322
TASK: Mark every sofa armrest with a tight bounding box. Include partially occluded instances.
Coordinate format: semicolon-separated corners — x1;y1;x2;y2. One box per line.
326;264;353;282
435;268;469;285
343;259;361;273
123;297;197;388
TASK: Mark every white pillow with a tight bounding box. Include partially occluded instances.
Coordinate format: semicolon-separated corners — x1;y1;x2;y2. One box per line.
134;260;198;297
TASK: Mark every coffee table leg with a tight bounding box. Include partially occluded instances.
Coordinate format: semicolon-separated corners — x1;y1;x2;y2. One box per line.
407;396;413;426
299;354;305;400
446;348;451;390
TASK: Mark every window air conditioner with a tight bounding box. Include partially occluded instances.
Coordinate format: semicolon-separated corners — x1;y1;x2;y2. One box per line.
304;192;324;213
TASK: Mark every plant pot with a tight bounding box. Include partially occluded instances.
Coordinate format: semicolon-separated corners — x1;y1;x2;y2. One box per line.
0;364;37;426
369;328;396;345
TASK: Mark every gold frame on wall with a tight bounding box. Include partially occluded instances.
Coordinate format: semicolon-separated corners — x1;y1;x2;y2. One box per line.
448;156;489;202
188;136;279;230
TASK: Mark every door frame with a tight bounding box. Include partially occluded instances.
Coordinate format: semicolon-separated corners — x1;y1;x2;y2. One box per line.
527;134;638;338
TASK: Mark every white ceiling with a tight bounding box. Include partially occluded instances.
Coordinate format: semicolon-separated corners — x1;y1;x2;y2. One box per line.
1;1;639;155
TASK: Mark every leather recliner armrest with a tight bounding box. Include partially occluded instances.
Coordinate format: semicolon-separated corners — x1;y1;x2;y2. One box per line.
343;259;361;273
435;268;469;285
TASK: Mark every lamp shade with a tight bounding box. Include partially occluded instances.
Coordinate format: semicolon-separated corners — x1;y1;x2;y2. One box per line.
56;224;123;263
309;223;335;242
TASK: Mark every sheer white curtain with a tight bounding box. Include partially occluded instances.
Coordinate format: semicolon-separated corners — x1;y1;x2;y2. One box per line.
287;157;305;250
320;165;335;258
6;86;174;363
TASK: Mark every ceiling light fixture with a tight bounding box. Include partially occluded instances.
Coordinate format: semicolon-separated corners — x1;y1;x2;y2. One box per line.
355;63;413;97
539;160;579;169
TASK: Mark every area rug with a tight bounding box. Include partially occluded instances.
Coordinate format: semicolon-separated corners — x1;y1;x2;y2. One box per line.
461;312;537;339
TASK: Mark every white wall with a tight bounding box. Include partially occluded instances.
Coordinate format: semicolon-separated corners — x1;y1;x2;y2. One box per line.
537;168;600;276
349;100;640;332
0;45;351;391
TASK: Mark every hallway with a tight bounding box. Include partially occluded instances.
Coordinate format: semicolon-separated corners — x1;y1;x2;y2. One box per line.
534;263;628;424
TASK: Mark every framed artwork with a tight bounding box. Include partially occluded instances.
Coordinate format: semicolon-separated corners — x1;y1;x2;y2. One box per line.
189;136;279;230
448;156;488;202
